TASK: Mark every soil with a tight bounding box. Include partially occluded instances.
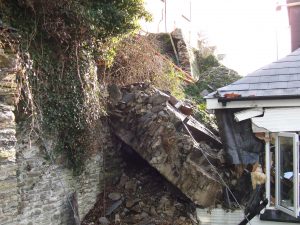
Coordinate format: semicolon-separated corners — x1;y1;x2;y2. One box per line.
82;145;198;225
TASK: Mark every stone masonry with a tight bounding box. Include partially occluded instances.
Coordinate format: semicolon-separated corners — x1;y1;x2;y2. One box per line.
0;43;20;225
110;83;225;207
0;42;114;224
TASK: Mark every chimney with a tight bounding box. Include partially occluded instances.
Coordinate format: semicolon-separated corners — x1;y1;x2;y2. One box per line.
287;0;300;51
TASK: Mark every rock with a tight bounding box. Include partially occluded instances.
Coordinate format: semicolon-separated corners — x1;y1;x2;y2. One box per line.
150;206;157;216
148;91;169;106
133;214;143;222
105;199;123;216
125;180;137;191
126;198;140;208
118;173;129;187
171;28;184;40
110;84;224;207
108;192;121;201
163;207;175;217
151;105;165;113
108;84;122;105
140;212;149;218
115;213;121;223
158;195;171;210
122;92;135;104
122;207;129;214
179;216;186;221
98;217;110;225
131;203;142;213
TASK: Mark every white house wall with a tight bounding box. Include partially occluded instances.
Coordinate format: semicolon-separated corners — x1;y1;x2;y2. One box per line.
251;107;300;132
141;0;196;47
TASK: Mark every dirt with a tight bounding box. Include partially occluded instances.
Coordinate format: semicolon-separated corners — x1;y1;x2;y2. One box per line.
82;145;198;225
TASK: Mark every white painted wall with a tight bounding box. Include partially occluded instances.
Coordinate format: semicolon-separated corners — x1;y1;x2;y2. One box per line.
141;0;291;75
141;0;197;48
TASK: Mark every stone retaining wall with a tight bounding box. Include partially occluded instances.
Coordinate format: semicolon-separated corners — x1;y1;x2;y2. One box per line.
0;45;114;225
0;45;20;225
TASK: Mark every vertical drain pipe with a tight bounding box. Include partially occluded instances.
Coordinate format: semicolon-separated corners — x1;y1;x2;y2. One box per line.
169;33;180;65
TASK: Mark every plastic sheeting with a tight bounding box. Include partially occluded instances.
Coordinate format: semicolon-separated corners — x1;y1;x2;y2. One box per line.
215;109;263;165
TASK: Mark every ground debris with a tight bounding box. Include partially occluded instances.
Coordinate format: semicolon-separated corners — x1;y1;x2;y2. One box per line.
82;150;197;225
109;83;226;207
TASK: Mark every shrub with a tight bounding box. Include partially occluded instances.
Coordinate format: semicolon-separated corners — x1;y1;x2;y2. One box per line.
104;35;185;99
1;0;150;174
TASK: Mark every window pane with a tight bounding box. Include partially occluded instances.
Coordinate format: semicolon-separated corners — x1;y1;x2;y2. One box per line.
278;136;294;211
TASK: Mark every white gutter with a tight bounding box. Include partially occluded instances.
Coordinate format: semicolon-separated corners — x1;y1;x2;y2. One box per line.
277;2;300;9
287;2;300;7
206;98;300;109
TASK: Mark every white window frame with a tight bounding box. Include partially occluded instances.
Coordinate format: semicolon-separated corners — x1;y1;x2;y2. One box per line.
265;132;271;208
275;132;299;218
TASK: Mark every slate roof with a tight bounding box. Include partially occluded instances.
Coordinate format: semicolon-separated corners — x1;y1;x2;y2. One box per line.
207;48;300;98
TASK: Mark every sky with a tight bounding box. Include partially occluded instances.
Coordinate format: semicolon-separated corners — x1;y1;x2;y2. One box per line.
192;0;291;75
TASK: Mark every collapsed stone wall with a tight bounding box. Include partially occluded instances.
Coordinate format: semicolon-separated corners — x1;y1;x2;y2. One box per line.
0;45;116;225
110;83;226;207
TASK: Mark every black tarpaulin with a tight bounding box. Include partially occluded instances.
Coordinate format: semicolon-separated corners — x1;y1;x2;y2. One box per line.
215;109;263;165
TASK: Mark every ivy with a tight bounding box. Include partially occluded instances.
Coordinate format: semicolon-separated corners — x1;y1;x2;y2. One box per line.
1;0;150;174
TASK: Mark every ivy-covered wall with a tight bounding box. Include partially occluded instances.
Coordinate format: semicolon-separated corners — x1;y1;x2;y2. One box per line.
0;43;119;225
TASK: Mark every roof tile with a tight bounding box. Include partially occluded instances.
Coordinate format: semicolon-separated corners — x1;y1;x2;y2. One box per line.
210;48;300;98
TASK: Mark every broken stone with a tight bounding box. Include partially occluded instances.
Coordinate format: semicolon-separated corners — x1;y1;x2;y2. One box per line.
125;180;137;191
98;217;110;225
115;214;121;223
148;91;169;105
110;84;224;207
122;92;135;104
133;214;143;222
140;212;149;219
119;173;129;187
105;199;123;216
171;28;184;40
150;206;157;216
130;203;142;213
108;84;122;105
179;216;186;221
151;105;165;113
125;198;140;208
108;192;122;201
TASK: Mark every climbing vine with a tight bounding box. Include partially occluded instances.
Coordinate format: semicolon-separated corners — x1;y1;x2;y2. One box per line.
1;0;150;174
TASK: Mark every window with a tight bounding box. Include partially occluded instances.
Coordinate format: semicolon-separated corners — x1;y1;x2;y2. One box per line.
275;132;299;218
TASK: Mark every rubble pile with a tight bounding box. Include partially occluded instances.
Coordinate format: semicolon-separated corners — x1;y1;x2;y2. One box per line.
82;150;198;225
109;83;228;207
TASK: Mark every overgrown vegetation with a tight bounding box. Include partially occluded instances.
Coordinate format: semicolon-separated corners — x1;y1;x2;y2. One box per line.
104;35;185;99
184;46;241;131
0;0;241;173
193;49;220;74
185;65;241;104
1;0;150;174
